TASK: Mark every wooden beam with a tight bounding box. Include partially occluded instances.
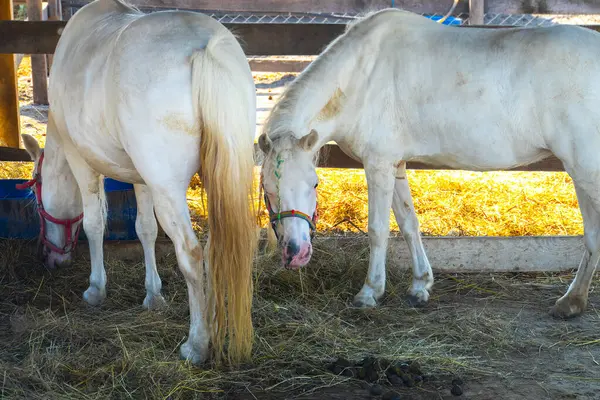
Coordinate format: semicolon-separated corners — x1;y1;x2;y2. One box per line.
3;21;600;56
0;0;20;149
0;146;32;161
49;0;600;14
469;0;484;25
0;20;65;55
0;142;567;171
486;0;600;14
26;0;49;104
56;0;472;14
312;144;567;171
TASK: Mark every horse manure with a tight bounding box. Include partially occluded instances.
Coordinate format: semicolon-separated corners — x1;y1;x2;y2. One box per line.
387;374;403;386
324;355;428;390
408;361;422;375
451;384;463;396
365;367;379;382
370;384;384;396
295;366;310;375
336;357;352;368
402;376;415;388
452;377;464;386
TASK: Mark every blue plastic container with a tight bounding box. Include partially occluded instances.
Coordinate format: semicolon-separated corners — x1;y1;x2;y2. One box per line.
0;178;138;241
425;15;462;26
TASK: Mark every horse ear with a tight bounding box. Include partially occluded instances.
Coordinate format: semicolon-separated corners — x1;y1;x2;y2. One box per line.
21;134;41;161
299;129;319;151
258;132;272;153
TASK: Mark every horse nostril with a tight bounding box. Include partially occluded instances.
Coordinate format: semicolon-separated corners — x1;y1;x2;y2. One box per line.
285;241;300;257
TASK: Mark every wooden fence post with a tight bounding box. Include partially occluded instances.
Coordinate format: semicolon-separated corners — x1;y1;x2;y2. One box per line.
0;0;21;148
46;0;60;73
469;0;484;25
27;0;49;104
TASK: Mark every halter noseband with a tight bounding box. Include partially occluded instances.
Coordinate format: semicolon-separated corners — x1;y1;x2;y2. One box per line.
261;185;318;240
16;150;84;255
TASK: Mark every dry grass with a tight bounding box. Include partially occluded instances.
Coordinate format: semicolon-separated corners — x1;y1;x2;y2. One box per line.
2;238;598;399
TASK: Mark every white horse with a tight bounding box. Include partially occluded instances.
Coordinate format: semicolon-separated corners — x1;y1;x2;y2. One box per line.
19;0;258;365
259;8;600;319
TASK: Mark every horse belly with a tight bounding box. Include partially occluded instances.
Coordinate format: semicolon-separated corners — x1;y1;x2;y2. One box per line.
69;132;144;184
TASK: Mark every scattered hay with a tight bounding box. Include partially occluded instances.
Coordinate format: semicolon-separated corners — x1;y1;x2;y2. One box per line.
1;238;599;399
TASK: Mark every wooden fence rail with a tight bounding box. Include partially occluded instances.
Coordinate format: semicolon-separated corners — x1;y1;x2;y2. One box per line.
12;0;600;15
0;144;568;171
3;20;600;56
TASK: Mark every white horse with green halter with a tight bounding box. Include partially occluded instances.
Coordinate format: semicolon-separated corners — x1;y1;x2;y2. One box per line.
259;8;600;319
20;0;258;365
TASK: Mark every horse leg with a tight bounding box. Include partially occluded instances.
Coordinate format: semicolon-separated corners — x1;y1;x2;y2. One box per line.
63;152;107;306
133;184;166;310
150;187;208;364
550;182;600;318
354;164;395;308
202;233;215;327
391;174;433;306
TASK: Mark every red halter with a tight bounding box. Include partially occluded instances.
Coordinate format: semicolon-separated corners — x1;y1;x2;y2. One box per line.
16;150;84;255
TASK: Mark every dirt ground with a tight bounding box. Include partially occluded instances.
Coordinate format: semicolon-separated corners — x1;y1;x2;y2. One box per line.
1;237;599;400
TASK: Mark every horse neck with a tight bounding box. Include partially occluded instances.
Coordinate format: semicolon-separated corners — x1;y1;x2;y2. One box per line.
265;31;365;143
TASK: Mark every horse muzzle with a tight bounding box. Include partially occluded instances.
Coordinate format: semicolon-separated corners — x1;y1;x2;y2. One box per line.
282;240;313;270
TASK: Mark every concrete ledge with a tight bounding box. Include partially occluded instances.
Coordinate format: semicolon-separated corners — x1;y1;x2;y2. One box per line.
6;235;583;273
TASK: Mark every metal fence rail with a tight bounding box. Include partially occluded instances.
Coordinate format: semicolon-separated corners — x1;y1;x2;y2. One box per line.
60;2;585;28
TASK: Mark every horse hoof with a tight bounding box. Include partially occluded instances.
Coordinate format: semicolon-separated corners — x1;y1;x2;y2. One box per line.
143;294;167;310
180;340;208;366
405;294;427;308
83;286;106;306
353;294;377;308
549;296;586;320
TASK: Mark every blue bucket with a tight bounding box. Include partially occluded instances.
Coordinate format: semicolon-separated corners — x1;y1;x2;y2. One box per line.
0;178;138;241
425;15;462;26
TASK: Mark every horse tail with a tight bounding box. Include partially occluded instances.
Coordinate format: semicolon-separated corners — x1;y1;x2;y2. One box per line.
190;28;258;365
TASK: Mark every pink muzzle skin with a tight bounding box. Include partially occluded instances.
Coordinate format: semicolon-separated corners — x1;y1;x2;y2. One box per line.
282;242;313;270
16;150;84;268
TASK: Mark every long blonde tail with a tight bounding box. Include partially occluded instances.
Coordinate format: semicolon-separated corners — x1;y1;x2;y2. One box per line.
190;28;258;365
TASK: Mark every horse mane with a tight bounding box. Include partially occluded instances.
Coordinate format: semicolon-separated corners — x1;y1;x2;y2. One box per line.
263;8;436;149
109;0;141;14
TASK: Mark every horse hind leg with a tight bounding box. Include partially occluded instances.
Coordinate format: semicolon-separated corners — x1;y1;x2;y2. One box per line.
149;185;208;364
550;181;600;319
133;184;167;310
391;174;433;306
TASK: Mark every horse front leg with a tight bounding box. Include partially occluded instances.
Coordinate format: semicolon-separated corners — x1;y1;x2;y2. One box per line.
134;184;167;310
353;163;395;308
65;153;107;306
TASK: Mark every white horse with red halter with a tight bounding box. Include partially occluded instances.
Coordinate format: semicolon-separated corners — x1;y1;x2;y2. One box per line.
259;8;600;319
19;0;258;366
